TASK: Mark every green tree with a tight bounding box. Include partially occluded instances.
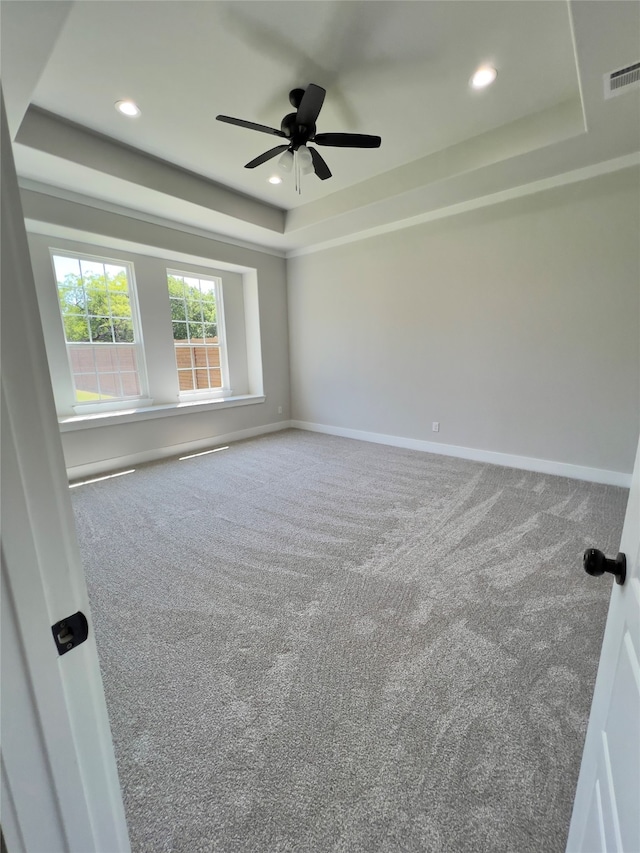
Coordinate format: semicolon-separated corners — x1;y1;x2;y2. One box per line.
167;275;217;340
57;271;133;342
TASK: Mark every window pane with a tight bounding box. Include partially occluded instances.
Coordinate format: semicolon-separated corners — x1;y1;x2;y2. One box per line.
53;255;81;281
80;259;106;281
120;372;141;397
202;293;216;325
189;323;205;343
73;376;101;399
193;346;207;367
105;264;128;287
113;319;134;343
178;369;195;391
109;293;132;318
208;368;222;388
89;316;114;342
167;275;185;298
69;346;95;374
84;279;108;330
170;297;186;322
173;321;188;340
195;369;210;389
84;281;108;315
175;346;194;370
97;372;121;398
203;322;217;340
187;299;203;324
94;347;117;371
206;347;220;369
85;274;107;291
116;346;137;371
63;314;90;342
58;281;86;313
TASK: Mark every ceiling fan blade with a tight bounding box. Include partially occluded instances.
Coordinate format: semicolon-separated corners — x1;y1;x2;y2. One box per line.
245;145;290;169
309;147;332;180
216;115;286;138
296;83;326;128
314;133;381;148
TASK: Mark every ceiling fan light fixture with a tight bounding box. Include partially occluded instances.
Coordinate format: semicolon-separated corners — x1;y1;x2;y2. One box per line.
115;99;141;117
278;150;294;173
297;145;314;176
470;65;498;89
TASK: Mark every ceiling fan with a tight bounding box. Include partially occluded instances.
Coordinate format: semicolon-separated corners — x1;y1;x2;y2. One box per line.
216;84;381;184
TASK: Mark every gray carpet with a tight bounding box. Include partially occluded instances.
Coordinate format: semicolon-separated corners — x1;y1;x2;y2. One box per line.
70;429;628;853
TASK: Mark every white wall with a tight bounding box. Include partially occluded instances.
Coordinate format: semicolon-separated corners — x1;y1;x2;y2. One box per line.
287;168;640;477
22;189;290;477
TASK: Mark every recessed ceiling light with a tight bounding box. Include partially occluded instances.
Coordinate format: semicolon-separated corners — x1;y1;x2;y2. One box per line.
470;65;498;89
268;175;282;185
115;99;141;117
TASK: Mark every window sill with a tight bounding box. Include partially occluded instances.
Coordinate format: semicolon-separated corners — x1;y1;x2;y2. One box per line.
58;394;266;432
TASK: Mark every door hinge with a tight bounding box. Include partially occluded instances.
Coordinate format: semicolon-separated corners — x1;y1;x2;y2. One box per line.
51;611;89;655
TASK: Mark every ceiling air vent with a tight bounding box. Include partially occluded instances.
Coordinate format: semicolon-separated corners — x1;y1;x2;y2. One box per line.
604;61;640;99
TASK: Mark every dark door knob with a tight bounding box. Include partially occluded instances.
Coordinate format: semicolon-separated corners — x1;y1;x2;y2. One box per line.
583;548;626;586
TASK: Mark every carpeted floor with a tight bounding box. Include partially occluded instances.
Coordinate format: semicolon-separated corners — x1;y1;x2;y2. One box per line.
70;429;628;853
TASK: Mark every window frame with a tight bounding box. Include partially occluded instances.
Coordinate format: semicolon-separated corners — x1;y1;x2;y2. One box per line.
166;268;231;402
50;248;151;413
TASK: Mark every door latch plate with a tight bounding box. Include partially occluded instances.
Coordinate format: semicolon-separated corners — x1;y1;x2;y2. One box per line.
51;611;89;655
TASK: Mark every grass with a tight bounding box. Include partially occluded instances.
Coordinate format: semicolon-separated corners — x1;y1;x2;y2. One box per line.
75;390;113;402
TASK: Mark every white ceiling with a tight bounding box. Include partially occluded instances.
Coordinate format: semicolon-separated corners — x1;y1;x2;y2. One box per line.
2;0;639;254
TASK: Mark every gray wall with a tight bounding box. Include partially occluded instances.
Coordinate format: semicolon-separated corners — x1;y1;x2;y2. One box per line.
287;169;640;475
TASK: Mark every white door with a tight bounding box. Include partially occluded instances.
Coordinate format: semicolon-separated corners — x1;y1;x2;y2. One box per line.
0;91;130;852
566;435;640;852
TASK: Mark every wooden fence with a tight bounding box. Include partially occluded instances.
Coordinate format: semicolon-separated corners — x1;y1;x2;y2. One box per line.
68;338;221;397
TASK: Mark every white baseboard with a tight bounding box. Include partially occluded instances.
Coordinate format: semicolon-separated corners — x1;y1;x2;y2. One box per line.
66;421;291;482
290;420;632;488
67;417;632;488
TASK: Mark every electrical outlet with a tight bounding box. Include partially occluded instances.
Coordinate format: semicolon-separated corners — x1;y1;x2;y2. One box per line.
278;406;283;415
432;422;440;432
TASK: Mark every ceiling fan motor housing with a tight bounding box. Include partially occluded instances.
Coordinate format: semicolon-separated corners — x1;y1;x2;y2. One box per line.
280;112;315;147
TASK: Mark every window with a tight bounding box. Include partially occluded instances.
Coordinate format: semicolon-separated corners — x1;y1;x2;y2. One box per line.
167;271;228;396
35;234;261;422
52;252;147;405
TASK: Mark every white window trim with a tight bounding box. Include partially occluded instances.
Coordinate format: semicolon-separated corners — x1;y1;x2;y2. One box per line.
50;247;150;411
